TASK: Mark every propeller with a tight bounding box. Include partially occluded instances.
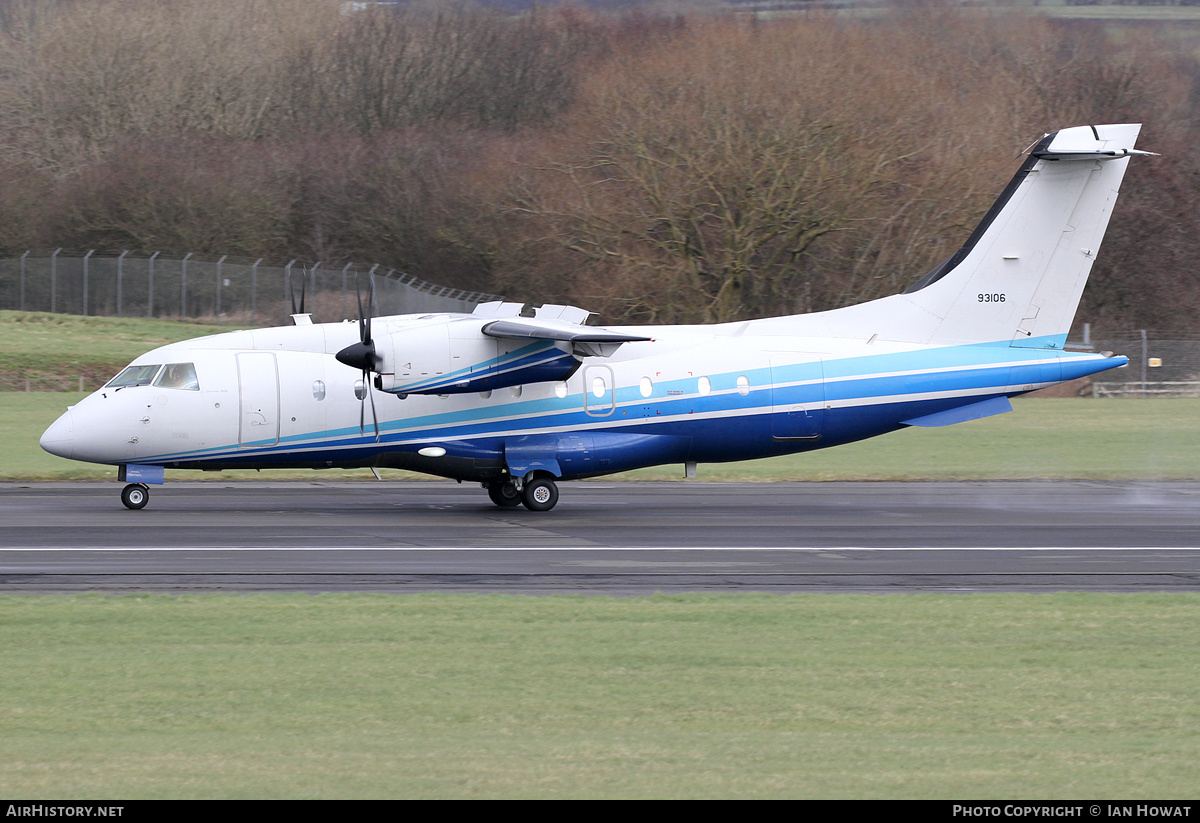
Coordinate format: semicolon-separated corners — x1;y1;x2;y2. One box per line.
289;267;307;317
335;275;382;440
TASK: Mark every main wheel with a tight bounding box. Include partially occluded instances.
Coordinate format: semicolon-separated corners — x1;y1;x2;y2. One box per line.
521;477;559;512
487;481;522;508
120;483;149;510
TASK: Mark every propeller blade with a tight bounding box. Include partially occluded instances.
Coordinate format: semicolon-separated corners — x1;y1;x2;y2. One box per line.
364;275;376;348
289;268;308;316
355;275;367;341
359;372;366;435
341;273;382;440
367;373;380;441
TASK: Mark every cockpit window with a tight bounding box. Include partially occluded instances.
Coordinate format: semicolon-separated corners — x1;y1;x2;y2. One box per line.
154;362;200;391
106;364;162;388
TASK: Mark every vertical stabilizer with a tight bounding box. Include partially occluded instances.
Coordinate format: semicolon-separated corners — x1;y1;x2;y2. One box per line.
778;125;1147;347
901;124;1143;347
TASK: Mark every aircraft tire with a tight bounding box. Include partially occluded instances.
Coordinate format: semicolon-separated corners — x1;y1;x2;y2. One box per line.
121;483;150;510
521;477;559;512
487;481;522;508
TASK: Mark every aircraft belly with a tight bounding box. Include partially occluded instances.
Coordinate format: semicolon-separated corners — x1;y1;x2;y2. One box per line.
503;431;691;480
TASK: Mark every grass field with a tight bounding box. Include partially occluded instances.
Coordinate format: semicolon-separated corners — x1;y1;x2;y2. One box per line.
2;592;1198;799
5;312;1200;799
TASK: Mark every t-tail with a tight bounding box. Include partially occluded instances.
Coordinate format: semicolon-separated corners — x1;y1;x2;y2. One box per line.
800;124;1148;348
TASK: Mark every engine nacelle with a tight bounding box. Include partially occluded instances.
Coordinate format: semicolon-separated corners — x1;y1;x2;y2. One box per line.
374;319;580;395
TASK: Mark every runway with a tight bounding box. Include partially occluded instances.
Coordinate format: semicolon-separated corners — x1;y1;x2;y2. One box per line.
4;480;1200;593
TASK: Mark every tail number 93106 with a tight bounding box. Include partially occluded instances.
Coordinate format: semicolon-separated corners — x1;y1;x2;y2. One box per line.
978;293;1006;303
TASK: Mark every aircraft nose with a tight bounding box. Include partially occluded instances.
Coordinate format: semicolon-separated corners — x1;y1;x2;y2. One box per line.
40;409;75;460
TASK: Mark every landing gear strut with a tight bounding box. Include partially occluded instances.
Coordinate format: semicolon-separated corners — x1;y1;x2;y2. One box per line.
121;483;150;510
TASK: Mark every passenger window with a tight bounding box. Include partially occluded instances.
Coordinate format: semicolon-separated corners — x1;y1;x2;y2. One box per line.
154;363;200;391
106;364;162;388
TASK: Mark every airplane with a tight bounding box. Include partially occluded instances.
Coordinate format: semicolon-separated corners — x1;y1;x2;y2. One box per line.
40;123;1150;512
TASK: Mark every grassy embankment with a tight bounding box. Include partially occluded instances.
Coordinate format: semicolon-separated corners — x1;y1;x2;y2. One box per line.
0;310;231;386
2;592;1198;799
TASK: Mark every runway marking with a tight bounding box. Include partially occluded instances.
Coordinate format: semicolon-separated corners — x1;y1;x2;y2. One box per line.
3;546;1200;553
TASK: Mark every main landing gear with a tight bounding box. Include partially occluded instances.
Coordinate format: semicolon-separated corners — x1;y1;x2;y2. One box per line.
485;476;560;512
120;483;150;510
487;480;522;508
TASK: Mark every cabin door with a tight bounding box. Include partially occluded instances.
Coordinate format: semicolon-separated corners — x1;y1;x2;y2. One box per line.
769;354;824;441
237;352;280;447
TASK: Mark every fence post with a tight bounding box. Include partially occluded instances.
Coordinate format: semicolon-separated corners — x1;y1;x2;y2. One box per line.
216;255;227;316
1141;329;1148;397
82;250;94;316
251;258;262;322
148;251;159;317
117;251;128;317
181;252;192;317
19;250;28;311
50;248;61;314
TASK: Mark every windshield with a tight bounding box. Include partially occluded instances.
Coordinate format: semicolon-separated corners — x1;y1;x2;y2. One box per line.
154;363;200;391
106;364;162;388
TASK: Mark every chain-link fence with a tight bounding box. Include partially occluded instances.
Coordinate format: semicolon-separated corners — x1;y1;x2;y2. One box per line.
1076;329;1200;397
0;250;502;326
5;255;1199;398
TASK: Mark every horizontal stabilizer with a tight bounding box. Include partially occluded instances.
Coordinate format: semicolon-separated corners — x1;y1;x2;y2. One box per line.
901;396;1013;428
1032;147;1156;162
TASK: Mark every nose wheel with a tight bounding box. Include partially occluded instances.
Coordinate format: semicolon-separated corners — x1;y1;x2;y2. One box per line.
120;483;150;510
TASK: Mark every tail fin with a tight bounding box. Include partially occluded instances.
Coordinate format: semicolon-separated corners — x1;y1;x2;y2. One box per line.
796;124;1146;347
